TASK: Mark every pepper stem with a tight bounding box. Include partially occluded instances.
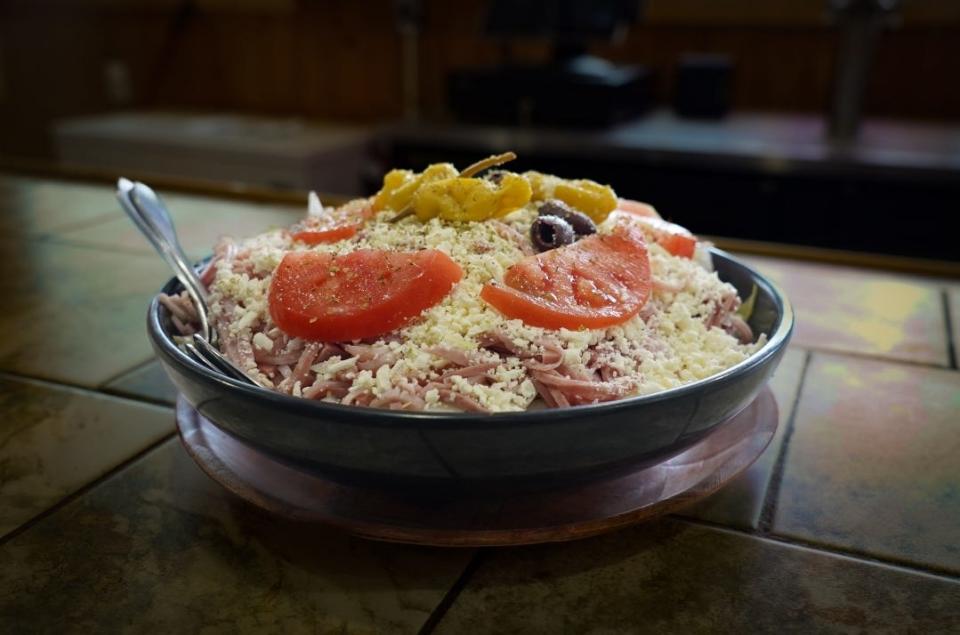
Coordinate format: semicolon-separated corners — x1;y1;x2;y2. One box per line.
388;208;415;223
458;151;517;178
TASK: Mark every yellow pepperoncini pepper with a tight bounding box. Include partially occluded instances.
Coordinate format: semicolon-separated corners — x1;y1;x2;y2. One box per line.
524;171;559;201
553;179;618;223
524;171;618;223
372;163;458;212
413;173;532;222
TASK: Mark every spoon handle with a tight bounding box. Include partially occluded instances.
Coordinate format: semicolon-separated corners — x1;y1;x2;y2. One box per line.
116;178;212;342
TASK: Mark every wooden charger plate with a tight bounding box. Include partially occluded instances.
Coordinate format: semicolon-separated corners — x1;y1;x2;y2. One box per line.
177;388;777;547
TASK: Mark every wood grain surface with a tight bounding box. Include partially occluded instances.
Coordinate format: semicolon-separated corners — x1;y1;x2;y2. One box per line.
176;388;778;547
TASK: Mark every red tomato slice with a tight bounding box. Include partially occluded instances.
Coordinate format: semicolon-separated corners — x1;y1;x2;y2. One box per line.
617;198;661;219
292;224;360;244
481;223;651;330
291;201;373;245
269;249;463;341
611;211;697;259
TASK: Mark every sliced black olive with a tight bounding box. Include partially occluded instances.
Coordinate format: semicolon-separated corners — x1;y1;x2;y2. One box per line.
531;215;576;252
538;199;597;236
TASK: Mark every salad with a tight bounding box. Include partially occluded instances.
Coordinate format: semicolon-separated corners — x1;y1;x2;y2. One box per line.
161;153;762;412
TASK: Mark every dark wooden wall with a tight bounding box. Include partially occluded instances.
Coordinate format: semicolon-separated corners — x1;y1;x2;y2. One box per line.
1;0;958;157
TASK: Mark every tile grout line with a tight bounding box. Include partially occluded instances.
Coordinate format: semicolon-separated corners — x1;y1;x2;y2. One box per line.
0;431;177;547
97;356;160;389
417;549;488;635
942;290;958;370
34;209;124;236
798;344;957;372
756;349;813;535
676;517;960;583
0;370;173;409
39;236;161;258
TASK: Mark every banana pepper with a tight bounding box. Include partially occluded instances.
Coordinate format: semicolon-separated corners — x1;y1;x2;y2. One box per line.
372;163;458;212
525;171;618;223
413;173;532;222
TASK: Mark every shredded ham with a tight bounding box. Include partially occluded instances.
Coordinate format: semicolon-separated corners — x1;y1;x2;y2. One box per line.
369;389;426;410
424;383;490;412
302;378;351;400
343;343;399;371
278;342;321;392
491;220;534;256
441;362;499;380
723;314;755;344
522;340;564;371
707;292;739;329
530;369;626;405
427;346;474;367
477;328;525;356
652;275;687;294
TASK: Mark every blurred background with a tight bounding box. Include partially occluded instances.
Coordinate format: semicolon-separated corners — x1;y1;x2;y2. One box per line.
1;0;958;261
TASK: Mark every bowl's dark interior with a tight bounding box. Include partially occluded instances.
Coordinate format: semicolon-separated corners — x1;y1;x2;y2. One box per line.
150;249;792;492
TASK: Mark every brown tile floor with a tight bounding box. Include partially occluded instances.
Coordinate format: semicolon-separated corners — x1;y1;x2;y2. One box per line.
746;256;949;367
434;520;960;634
772;353;960;573
0;440;473;634
949;288;959;366
678;347;807;530
55;192;302;261
2;174;958;633
103;361;178;405
0;239;170;386
0;175;121;237
0;376;172;538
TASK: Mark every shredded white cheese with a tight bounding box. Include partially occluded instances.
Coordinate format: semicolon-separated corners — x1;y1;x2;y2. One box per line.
207;202;762;412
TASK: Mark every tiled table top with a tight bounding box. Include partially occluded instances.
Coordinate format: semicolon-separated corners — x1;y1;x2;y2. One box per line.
2;173;958;633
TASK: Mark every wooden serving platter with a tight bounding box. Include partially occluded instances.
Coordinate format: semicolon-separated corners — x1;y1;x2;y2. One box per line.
176;388;777;547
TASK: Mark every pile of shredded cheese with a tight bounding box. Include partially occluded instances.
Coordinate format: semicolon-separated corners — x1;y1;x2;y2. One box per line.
207;203;764;412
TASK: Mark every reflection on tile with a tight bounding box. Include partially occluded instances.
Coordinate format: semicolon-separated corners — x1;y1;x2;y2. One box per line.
104;360;178;405
0;440;472;633
744;256;947;366
435;520;960;634
56;192;303;260
0;377;172;537
678;347;807;529
0;240;170;386
773;353;960;573
0;174;120;236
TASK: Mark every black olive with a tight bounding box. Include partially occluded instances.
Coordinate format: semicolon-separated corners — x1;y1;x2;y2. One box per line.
538;199;597;236
531;215;576;252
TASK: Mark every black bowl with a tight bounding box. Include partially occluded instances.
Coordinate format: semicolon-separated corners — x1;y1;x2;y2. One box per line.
149;248;793;492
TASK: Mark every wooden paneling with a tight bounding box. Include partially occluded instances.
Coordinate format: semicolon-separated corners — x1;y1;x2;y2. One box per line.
595;26;838;113
0;0;958;158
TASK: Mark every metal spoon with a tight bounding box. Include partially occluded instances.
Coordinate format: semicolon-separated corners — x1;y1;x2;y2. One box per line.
116;178;258;386
117;178;212;341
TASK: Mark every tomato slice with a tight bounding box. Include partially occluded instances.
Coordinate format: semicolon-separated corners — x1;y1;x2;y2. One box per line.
617;198;661;219
611;211;696;259
292;224;360;245
269;249;463;341
481;223;651;330
291;200;373;245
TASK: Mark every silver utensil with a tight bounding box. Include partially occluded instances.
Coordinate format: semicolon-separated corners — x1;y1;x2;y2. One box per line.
116;178;258;386
117;178;211;341
189;334;257;385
